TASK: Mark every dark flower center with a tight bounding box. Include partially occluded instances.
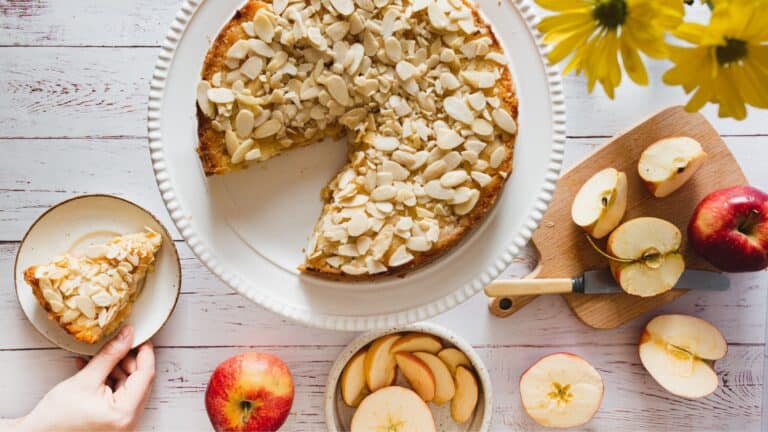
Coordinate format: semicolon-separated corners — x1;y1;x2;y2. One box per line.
716;38;748;66
593;0;628;29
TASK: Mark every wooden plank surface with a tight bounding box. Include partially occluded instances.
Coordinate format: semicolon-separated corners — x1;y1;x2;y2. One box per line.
0;1;766;430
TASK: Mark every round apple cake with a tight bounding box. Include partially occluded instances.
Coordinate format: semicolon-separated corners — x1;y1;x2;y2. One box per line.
196;0;518;279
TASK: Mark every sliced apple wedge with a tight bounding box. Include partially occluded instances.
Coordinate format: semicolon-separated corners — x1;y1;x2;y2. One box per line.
639;314;727;399
451;366;479;424
351;386;436;432
341;350;369;407
413;352;455;404
571;167;628;239
390;333;443;354
364;334;401;392
437;348;472;375
519;353;604;428
606;217;685;297
394;352;436;402
639;137;707;198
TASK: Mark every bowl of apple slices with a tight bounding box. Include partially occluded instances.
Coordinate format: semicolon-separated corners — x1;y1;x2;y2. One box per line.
324;323;492;432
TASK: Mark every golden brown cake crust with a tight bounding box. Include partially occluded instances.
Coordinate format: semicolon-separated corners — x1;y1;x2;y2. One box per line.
197;0;518;280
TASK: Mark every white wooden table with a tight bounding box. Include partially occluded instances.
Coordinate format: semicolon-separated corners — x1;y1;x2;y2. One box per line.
1;1;767;430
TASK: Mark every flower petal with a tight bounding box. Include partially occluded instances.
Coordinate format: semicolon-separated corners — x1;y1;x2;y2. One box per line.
620;38;648;85
536;0;591;12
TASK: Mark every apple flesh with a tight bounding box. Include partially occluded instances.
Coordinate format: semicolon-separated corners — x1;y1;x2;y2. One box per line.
639;314;727;399
341;350;369;407
688;185;768;272
607;217;685;297
571;167;628;239
638;137;707;198
451;366;479;424
519;353;603;428
413;352;455;404
437;348;472;375
205;352;294;432
351;386;436;432
390;333;443;354
364;334;401;392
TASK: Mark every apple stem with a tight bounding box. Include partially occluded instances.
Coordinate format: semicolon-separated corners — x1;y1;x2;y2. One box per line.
738;209;761;234
585;235;633;263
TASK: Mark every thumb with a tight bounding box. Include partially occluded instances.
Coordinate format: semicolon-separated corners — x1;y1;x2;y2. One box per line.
77;325;134;385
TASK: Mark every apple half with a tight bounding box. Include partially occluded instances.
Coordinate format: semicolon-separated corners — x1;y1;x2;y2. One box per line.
638;137;707;198
639;314;727;399
519;353;604;428
390;333;443;354
571;167;628;239
451;366;479;424
364;334;401;392
341;350;369;407
437;348;472;375
351;386;436;432
394;352;436;402
606;217;685;297
413;352;456;404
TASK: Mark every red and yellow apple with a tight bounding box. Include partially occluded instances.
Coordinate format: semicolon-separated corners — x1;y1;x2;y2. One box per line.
688;185;768;272
205;352;294;432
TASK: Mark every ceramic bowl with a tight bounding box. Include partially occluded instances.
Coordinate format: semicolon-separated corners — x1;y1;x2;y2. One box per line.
325;322;492;431
14;194;181;355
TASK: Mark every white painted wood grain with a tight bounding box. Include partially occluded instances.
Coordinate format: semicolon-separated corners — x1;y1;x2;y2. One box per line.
3;242;765;350
2;46;768;138
0;136;766;241
0;344;761;431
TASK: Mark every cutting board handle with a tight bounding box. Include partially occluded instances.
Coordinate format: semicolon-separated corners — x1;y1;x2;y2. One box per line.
487;253;544;318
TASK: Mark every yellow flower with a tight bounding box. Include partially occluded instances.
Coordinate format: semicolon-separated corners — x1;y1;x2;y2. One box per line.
536;0;682;98
663;0;768;120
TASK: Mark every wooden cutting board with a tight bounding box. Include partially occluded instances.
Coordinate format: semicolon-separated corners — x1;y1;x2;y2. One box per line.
488;106;747;328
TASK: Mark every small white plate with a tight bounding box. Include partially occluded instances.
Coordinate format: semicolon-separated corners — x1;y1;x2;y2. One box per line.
14;195;181;356
324;323;493;432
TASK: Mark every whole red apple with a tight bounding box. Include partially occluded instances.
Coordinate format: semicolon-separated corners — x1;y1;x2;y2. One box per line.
205;352;294;432
688;185;768;272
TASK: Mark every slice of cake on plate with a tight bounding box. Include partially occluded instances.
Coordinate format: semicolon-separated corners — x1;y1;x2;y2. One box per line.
24;229;163;344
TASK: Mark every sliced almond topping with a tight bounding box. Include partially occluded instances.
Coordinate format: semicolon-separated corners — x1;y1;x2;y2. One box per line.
467;92;486;111
490;146;506;168
253;119;282;138
327;21;350;41
225;130;240;156
196;81;216;117
371;185;397;201
341;262;367;275
372;135;399;152
388;245;414;267
440;170;468;188
247;38;274;57
395;61;418;81
253;12;275;42
449;186;473;205
492;108;517;134
423;160;448;181
485;51;508;64
471;171;492;187
365;257;387;274
471;118;493;136
207;87;235;104
425;180;455;200
235;109;255;137
231;139;256;164
439;72;461;91
330;0;355;15
356;236;373;255
460;71;497;88
385;37;403;62
382;160;410;181
74;295;96;319
427;3;449;29
226;39;251;59
407;236;431;252
326;75;352;106
442;151;463;170
239;56;264;80
454;189;480;215
436;128;464;150
443;96;474;124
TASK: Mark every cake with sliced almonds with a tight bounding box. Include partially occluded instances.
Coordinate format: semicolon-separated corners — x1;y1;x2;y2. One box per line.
24;229;163;344
196;0;518;278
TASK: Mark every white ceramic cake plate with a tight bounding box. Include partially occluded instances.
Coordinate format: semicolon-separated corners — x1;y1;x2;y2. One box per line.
148;0;565;330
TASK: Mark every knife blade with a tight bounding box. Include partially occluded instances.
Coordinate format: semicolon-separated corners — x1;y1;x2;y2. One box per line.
484;269;730;297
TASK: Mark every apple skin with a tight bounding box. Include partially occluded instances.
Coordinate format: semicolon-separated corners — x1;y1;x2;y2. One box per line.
688;185;768;272
205;352;294;432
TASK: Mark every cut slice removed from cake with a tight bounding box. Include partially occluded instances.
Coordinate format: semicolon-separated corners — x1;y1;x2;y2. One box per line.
24;229;163;344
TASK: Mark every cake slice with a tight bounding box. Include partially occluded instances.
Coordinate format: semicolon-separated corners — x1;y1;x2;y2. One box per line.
24;229;163;344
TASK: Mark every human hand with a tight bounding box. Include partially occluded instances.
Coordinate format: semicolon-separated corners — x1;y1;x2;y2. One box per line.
16;326;155;432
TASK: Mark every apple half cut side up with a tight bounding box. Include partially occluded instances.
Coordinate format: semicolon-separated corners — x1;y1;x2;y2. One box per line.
639;314;727;399
638;137;707;198
571;167;628;239
519;353;604;428
351;386;437;432
587;217;685;297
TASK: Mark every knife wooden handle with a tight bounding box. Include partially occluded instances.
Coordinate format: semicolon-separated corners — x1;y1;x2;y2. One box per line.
484;278;574;297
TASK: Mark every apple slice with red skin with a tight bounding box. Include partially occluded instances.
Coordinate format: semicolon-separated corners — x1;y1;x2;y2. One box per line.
639;314;727;399
205;352;294;432
413;352;456;404
394;352;436;402
364;334;401;392
451;366;479;424
390;332;443;354
688;185;768;272
437;348;472;375
519;353;603;428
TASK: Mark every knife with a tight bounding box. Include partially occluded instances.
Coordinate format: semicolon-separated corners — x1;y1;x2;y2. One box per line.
484;269;730;297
